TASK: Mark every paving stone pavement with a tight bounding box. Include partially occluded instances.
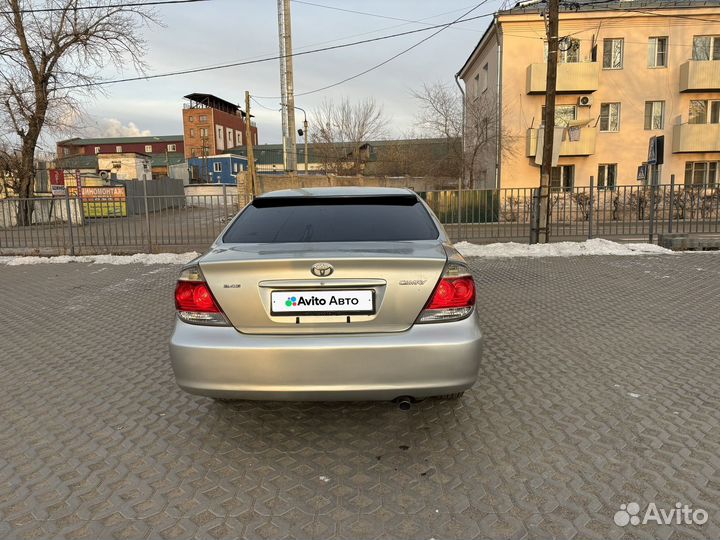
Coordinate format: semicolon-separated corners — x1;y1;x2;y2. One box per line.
1;253;719;540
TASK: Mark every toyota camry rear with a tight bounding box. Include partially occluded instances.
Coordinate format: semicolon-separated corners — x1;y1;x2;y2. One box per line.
169;187;482;401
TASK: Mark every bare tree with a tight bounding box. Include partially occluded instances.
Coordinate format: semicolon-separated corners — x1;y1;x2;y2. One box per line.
311;97;388;175
413;81;512;189
0;0;157;223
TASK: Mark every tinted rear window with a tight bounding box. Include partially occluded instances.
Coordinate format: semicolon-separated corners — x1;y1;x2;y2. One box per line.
223;195;439;243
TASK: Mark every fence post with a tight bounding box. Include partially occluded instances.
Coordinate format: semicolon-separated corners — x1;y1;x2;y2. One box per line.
457;180;463;240
668;174;675;234
588;176;594;240
222;183;228;222
142;176;152;252
64;190;76;256
648;172;657;244
530;188;540;244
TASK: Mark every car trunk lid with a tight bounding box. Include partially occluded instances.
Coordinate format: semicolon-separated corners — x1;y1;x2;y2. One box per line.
199;241;447;334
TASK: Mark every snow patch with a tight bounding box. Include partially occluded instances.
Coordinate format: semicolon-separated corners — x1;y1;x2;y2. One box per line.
0;252;199;266
454;238;673;258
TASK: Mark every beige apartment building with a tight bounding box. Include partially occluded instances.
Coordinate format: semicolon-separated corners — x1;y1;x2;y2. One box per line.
458;0;720;191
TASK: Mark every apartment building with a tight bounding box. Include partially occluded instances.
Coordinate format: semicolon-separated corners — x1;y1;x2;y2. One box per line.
458;0;720;190
182;93;258;159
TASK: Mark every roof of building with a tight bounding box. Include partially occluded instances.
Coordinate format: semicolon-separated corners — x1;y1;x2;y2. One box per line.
502;0;715;14
57;135;183;146
188;153;248;161
184;93;248;117
228;138;457;165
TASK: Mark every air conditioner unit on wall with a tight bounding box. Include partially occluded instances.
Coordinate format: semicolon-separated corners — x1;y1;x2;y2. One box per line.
578;96;593;107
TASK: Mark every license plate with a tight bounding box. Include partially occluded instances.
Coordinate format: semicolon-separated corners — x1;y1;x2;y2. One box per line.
271;290;375;316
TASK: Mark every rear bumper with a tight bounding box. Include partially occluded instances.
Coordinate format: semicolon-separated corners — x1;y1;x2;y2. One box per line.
168;313;482;400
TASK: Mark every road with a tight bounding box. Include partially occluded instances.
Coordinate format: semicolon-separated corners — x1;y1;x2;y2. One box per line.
1;253;719;539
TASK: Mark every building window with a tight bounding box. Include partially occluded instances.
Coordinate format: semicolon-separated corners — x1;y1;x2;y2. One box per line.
144;145;152;152
599;103;620;132
213;162;222;172
684;161;718;186
545;38;580;63
188;116;194;122
191;148;197;157
115;145;122;152
189;128;195;137
235;130;243;146
232;162;239;173
199;128;208;137
689;100;720;124
551;165;574;192
94;146;101;154
598;164;617;190
199;114;208;123
692;36;720;61
602;38;623;69
541;104;577;126
167;144;176;152
644;101;665;130
226;128;234;148
648;37;668;68
473;73;480;99
481;63;489;93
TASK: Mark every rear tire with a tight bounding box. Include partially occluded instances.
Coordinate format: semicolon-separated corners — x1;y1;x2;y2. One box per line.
437;392;464;400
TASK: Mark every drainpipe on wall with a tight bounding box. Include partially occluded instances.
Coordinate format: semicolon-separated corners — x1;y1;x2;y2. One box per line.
454;73;466;186
494;17;503;190
454;73;466;234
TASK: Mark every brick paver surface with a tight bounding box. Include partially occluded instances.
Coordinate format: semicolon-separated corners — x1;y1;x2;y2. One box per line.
1;253;719;539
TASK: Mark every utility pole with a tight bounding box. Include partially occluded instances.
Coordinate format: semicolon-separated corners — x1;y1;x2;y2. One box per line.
532;0;559;244
277;0;297;172
245;91;257;198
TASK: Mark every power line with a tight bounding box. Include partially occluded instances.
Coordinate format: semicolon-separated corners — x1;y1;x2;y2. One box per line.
259;1;493;99
0;0;211;15
51;12;492;92
291;0;483;32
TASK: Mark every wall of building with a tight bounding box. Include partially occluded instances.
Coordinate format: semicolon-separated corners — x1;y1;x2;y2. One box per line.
494;7;720;189
183;107;258;159
461;25;501;190
187;155;248;184
58;139;183;157
97;153;152;181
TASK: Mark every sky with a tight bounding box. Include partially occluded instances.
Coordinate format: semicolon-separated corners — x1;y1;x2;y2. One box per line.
77;0;504;145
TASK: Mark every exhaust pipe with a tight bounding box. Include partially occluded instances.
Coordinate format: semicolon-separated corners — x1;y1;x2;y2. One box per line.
396;396;412;411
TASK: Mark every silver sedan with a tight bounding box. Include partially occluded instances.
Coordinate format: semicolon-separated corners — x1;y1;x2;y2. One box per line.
169;187;482;404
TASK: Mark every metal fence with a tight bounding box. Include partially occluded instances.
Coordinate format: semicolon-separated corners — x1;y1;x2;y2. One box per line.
1;182;719;255
421;181;720;243
0;189;241;255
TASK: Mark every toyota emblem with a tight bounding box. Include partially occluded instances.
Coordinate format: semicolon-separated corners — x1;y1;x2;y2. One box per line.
311;262;334;277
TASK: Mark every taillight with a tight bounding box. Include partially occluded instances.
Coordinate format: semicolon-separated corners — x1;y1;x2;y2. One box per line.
417;263;476;323
174;266;228;326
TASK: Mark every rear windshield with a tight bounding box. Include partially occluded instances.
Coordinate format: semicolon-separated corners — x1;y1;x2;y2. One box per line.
222;195;439;243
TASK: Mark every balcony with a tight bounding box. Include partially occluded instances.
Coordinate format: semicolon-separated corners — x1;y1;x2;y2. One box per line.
526;62;599;94
672;123;720;153
679;60;720;92
526;127;597;157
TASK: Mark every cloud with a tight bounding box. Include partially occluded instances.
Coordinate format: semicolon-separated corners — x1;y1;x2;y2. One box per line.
86;118;152;138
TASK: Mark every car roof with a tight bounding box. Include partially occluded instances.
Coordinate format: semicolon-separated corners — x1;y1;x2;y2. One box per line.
257;187;414;198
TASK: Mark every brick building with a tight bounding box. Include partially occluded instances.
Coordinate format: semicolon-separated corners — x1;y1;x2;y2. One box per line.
182;93;258;159
56;135;185;177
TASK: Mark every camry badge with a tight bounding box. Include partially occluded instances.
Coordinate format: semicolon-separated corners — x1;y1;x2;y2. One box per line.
311;262;334;277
